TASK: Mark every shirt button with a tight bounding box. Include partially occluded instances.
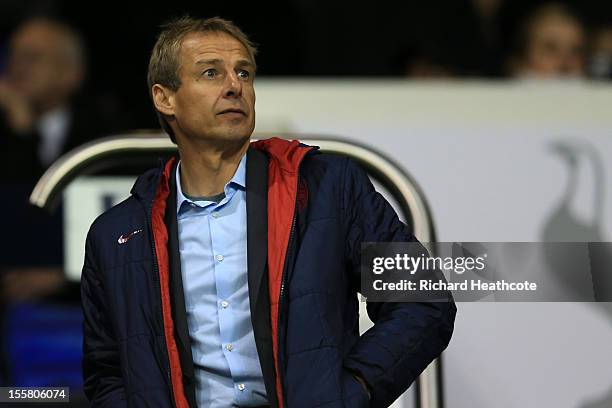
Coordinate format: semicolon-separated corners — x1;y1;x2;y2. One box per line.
216;254;224;262
237;383;245;391
225;343;233;352
212;212;220;218
220;300;229;309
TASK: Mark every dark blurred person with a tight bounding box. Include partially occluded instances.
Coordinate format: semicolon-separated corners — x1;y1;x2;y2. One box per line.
508;3;586;78
0;17;118;303
0;17;114;394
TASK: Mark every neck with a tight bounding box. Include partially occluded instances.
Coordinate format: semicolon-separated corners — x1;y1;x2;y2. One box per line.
177;137;250;197
33;94;68;118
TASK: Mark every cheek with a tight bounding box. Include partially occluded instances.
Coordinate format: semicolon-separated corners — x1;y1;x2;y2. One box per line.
177;91;214;117
246;88;256;110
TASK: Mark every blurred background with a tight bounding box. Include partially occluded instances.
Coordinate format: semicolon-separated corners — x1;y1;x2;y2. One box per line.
1;0;612;407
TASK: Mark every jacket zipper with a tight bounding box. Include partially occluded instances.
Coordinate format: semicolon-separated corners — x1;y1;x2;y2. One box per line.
146;202;176;408
276;173;300;407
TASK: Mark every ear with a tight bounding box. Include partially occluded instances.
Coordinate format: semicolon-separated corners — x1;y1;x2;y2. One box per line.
152;84;176;116
64;64;84;93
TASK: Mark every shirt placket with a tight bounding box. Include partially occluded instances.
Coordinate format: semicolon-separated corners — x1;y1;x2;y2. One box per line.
209;188;250;404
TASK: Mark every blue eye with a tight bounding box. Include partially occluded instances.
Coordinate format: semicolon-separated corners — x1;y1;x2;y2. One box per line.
238;70;250;79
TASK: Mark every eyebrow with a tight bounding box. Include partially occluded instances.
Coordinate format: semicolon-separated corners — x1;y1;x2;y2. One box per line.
235;59;255;70
195;58;255;70
195;58;222;66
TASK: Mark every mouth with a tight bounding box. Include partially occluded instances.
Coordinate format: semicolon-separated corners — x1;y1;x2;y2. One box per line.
217;108;247;116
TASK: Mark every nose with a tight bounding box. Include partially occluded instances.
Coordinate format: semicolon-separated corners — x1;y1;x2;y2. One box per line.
223;70;242;99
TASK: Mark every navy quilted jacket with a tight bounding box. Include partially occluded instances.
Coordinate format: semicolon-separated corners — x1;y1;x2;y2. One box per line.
81;137;456;408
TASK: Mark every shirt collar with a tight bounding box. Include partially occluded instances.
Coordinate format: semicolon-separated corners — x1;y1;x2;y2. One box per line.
176;152;247;214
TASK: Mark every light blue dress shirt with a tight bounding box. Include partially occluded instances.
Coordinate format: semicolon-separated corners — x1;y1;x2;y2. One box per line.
176;153;268;407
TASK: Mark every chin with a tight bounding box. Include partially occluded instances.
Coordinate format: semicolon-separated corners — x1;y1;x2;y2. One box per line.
220;123;255;140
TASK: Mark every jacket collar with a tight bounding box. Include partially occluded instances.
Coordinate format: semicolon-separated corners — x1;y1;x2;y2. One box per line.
130;137;319;207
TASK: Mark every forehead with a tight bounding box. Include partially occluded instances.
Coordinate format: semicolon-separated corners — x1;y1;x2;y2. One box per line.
532;15;582;38
179;31;250;63
13;23;64;49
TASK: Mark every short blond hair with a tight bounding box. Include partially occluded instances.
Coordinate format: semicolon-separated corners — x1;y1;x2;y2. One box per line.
147;16;257;143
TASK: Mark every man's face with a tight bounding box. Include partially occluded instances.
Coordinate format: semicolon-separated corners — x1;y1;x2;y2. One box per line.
165;32;256;145
523;15;585;77
7;21;82;108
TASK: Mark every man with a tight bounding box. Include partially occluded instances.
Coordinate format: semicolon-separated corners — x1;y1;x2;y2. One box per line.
81;16;456;408
0;17;117;303
0;18;84;302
